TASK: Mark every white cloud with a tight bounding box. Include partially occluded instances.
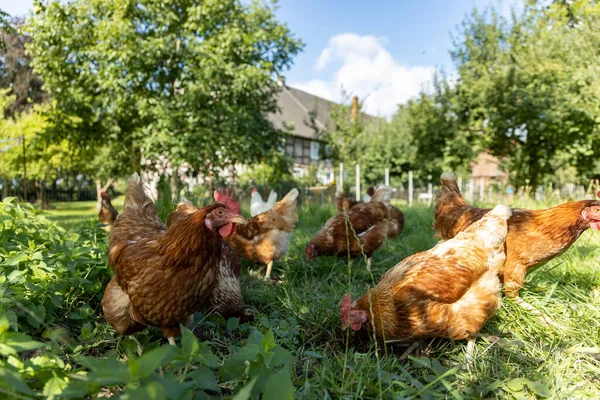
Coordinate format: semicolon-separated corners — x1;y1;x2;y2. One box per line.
290;33;436;118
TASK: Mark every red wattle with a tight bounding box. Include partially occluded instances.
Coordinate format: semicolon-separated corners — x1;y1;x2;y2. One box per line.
219;222;234;237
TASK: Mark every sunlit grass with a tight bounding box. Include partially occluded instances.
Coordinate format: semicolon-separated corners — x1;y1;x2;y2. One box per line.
41;199;600;398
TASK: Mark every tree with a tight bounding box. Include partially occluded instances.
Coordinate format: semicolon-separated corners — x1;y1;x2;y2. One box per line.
318;93;366;169
27;0;303;182
451;1;600;189
0;17;47;117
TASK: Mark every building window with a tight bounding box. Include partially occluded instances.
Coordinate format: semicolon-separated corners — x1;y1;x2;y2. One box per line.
294;140;303;157
310;141;320;160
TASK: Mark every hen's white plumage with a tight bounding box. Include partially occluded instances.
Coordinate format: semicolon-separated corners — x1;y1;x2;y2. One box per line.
250;189;278;217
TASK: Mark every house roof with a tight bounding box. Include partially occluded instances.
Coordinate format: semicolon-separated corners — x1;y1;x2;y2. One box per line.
268;85;336;140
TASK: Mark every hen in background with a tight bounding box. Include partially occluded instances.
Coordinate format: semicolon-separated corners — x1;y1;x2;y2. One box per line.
250;188;278;217
434;171;600;326
307;187;392;269
336;186;376;212
226;188;299;279
98;189;118;228
341;205;511;357
102;174;247;345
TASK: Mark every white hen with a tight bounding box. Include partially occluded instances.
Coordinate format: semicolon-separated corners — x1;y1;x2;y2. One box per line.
250;188;278;217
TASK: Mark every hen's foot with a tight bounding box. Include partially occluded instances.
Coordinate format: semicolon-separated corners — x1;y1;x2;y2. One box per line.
367;257;372;271
167;337;176;346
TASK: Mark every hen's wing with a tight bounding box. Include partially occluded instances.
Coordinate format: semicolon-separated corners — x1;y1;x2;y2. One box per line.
250;191;266;217
345;202;388;234
205;242;252;321
237;188;299;238
383;242;489;304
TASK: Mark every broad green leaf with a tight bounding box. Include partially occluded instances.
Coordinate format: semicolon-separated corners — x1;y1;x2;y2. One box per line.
0;332;44;355
232;377;258;400
227;317;240;331
43;375;69;399
525;381;552;398
505;378;528;392
189;366;220;392
136;345;178;379
181;326;200;356
262;369;294;400
261;329;276;352
0;367;34;395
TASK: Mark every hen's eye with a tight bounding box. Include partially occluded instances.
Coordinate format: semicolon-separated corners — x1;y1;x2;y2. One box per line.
216;209;224;216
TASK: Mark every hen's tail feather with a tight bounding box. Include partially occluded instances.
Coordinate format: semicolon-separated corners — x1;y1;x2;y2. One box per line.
440;172;461;194
371;187;390;204
266;190;278;207
281;188;299;204
488;204;512;219
124;173;153;209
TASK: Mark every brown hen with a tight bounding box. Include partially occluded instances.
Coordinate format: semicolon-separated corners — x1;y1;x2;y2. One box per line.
225;188;299;279
307;187;392;268
341;205;511;356
98;189;118;228
434;172;600;325
101;174;247;345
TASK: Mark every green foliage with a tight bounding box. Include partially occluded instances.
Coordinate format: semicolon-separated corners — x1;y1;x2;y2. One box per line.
449;0;600;189
0;197;109;334
237;151;294;187
28;0;304;179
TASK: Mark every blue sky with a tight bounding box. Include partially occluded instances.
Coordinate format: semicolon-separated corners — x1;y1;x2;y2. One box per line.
1;0;518;116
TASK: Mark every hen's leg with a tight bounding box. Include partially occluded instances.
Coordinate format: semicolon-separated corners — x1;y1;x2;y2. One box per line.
399;341;421;360
265;260;273;280
161;326;182;346
366;257;372;271
504;265;560;329
466;338;476;361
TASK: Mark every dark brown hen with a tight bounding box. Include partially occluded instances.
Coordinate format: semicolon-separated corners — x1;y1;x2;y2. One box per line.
101;175;247;344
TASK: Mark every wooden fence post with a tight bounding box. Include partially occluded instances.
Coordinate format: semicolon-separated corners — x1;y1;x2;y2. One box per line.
408;170;413;207
427;175;433;207
469;177;474;203
338;162;344;194
355;164;360;201
479;177;485;202
457;176;463;193
385;168;390;186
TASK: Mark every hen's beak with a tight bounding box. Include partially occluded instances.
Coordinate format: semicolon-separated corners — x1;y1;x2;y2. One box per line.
230;215;247;225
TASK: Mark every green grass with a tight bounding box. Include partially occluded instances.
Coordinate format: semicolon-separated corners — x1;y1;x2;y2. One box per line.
44;196;124;230
40;200;600;398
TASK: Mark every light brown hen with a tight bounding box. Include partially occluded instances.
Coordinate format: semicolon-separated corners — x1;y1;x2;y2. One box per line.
341;205;511;356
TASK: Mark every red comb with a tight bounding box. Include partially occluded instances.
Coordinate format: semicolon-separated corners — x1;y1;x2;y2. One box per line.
214;188;240;213
340;294;351;322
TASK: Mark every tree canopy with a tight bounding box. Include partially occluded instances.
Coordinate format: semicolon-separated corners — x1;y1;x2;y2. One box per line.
28;0;303;179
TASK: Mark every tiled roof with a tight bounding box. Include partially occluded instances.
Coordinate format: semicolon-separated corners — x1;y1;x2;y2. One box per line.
268;85;336;140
